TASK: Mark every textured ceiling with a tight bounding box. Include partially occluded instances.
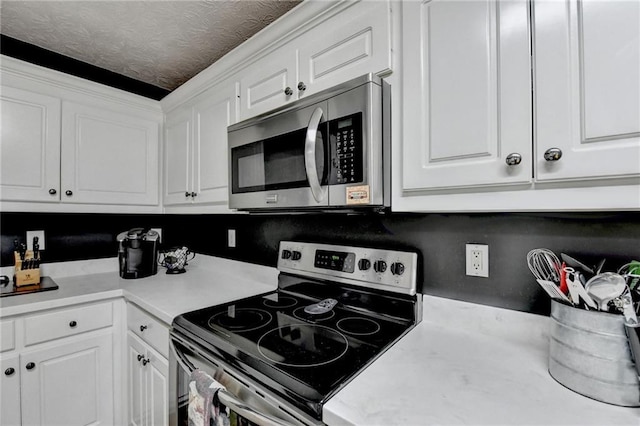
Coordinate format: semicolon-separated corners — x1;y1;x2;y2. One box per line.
0;1;301;91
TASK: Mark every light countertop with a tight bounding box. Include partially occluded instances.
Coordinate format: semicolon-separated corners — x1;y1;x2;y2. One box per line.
0;255;278;324
323;295;640;425
3;258;639;425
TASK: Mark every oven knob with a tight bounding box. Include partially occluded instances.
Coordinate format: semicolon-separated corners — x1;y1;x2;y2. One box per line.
358;258;371;271
281;250;292;260
291;251;302;261
391;262;405;276
373;260;387;273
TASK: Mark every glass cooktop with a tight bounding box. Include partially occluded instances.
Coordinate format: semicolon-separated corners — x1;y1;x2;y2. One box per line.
173;281;416;418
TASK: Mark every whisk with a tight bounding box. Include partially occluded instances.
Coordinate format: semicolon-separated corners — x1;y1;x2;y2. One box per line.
527;248;562;283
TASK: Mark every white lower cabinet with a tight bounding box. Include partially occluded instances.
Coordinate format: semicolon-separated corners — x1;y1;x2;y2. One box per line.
20;333;114;426
126;304;169;426
0;301;118;426
1;354;21;426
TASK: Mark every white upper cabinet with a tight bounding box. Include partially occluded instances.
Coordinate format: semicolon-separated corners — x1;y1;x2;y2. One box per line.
0;56;163;212
61;101;159;205
239;0;392;121
164;81;237;208
533;0;640;182
402;0;532;191
0;86;61;202
297;0;392;96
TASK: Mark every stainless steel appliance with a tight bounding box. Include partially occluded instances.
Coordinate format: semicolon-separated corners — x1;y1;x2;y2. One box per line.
228;74;390;211
117;228;159;279
170;241;421;425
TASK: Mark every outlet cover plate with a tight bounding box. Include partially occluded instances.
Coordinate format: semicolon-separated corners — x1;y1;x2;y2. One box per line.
466;243;489;277
228;229;236;248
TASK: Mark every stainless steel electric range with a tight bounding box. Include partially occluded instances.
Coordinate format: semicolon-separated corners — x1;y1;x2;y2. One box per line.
170;241;422;426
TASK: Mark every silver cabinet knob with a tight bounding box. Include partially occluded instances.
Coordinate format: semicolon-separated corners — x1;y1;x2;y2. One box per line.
543;148;562;162
49;188;57;195
297;82;306;91
65;190;73;196
284;87;293;96
505;153;522;166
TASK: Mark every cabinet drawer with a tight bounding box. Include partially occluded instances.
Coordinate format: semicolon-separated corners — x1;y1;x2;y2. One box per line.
127;303;169;358
0;320;15;352
24;302;113;346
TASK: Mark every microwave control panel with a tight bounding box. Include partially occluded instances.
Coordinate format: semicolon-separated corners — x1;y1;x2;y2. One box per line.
329;112;363;185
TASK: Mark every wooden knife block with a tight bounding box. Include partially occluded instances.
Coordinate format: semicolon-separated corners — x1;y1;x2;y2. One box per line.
14;251;41;287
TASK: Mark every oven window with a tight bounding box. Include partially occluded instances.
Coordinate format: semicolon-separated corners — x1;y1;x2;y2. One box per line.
231;126;327;194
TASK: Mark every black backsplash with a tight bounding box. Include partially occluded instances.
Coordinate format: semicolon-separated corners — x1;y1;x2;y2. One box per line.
2;211;639;316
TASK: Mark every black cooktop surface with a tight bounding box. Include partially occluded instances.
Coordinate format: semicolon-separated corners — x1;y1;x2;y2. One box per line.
174;280;416;418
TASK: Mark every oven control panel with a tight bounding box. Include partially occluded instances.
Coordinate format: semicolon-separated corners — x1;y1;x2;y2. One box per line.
278;241;419;296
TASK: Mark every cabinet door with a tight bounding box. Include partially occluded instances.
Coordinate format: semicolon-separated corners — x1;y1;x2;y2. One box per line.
402;0;532;191
21;333;114;426
297;0;392;96
164;107;192;205
146;348;168;426
61;101;160;205
0;86;61;202
239;52;297;120
127;332;147;426
192;83;238;205
1;354;21;426
534;0;640;182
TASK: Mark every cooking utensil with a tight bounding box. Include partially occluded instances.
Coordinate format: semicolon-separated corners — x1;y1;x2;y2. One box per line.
619;261;640;290
564;267;597;309
561;253;594;275
585;272;628;311
536;279;571;303
527;248;562;283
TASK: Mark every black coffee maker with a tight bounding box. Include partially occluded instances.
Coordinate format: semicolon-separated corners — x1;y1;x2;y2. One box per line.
117;228;159;279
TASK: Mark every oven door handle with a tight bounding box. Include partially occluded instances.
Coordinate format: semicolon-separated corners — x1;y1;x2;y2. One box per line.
217;390;292;426
172;338;294;426
304;107;327;203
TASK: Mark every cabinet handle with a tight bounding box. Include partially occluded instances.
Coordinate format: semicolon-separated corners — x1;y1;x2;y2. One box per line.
49;188;57;195
26;362;35;370
284;87;293;96
142;358;149;366
140;325;148;332
65;190;73;196
543;148;562;162
505;153;522;166
297;82;306;91
190;192;197;198
69;320;77;328
4;367;15;376
137;354;144;362
185;191;191;197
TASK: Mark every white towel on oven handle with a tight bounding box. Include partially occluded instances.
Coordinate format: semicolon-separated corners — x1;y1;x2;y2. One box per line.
188;369;229;426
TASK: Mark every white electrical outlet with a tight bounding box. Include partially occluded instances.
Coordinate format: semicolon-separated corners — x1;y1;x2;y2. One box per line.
26;230;46;250
151;228;163;243
228;229;236;248
466;244;489;277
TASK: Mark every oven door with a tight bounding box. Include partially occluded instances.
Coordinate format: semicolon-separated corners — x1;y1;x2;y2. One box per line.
169;331;312;426
228;101;329;210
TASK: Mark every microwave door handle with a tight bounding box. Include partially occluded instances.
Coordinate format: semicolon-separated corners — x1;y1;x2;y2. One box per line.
304;107;327;203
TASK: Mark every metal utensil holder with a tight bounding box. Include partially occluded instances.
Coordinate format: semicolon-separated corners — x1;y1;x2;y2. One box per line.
549;300;640;406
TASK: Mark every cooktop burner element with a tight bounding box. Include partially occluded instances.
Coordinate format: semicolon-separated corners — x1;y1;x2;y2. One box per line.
208;308;272;332
257;324;349;367
263;295;298;308
172;241;421;423
336;317;381;336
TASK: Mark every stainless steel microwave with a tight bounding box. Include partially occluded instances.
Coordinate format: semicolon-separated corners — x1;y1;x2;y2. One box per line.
228;74;390;211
